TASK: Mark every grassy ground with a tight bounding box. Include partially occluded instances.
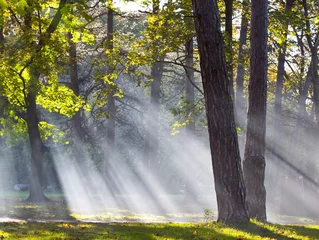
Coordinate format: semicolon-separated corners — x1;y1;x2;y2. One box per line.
1;191;319;239
1;220;319;239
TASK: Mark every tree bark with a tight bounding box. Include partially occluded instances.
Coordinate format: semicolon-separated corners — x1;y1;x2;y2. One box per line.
235;0;248;128
243;0;268;221
192;0;249;223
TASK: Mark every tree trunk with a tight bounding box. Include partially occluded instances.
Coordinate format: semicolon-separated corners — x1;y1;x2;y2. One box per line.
143;60;163;171
271;0;294;184
104;0;116;180
183;39;197;204
235;0;248;129
25;92;48;203
68;32;82;140
243;0;268;221
224;0;234;99
192;0;249;224
143;0;163;172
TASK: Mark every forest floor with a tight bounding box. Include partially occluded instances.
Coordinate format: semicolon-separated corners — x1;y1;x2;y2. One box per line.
0;192;319;239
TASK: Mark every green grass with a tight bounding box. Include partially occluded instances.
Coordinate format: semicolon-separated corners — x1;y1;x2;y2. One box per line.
1;192;319;239
0;220;319;239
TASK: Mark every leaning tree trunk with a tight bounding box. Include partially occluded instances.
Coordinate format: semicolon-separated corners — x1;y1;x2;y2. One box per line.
192;0;249;223
243;0;268;222
26;92;48;203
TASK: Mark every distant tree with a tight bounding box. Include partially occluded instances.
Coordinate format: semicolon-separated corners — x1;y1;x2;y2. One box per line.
235;0;249;130
143;0;164;172
243;0;268;221
192;0;249;223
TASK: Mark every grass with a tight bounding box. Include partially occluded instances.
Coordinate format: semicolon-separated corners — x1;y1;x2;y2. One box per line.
1;192;319;239
0;220;319;239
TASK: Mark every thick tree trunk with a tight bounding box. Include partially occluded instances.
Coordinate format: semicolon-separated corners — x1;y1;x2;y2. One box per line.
243;0;268;221
235;0;248;128
192;0;249;223
26;92;48;203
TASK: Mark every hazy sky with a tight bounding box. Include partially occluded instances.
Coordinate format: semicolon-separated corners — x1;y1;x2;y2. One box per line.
115;0;145;12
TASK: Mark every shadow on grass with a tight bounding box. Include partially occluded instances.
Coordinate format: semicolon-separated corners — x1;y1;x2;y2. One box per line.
0;194;76;221
232;220;319;240
232;221;295;239
281;224;319;239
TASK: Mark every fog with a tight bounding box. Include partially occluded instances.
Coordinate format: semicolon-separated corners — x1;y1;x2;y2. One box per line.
0;73;319;224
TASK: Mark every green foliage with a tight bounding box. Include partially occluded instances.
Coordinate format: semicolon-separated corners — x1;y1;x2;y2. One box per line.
0;0;92;144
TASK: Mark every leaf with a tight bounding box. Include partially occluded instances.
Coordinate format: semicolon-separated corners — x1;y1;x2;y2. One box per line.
0;0;8;9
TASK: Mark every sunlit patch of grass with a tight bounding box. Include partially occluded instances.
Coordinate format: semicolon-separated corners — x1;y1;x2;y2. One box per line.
0;221;319;239
14;205;40;209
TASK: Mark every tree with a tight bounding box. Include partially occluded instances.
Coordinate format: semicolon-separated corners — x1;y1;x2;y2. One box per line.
192;0;249;223
143;0;164;172
235;0;249;130
0;0;86;203
243;0;268;221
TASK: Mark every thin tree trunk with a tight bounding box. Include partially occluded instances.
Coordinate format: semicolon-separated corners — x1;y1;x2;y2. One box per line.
67;32;82;140
104;0;116;180
183;39;197;204
225;0;234;99
243;0;268;222
143;0;163;172
192;0;249;223
271;0;294;183
235;0;248;128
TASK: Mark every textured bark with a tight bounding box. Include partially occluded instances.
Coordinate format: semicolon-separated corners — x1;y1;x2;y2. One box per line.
243;0;268;222
235;0;248;128
271;0;294;182
192;0;249;223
